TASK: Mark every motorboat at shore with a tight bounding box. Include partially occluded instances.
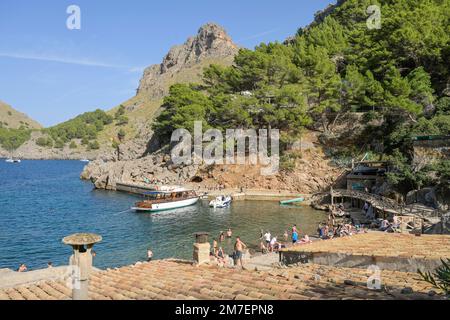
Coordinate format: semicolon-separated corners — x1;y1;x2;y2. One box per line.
209;195;232;208
5;158;21;163
132;187;199;212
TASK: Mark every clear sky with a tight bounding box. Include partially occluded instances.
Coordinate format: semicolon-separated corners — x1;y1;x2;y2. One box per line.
0;0;334;127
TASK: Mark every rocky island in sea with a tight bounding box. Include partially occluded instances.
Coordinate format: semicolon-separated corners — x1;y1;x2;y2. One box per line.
0;0;449;303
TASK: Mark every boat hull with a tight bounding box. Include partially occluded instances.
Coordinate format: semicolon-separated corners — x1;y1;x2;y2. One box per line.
5;159;20;163
279;197;304;205
132;197;199;212
209;196;232;208
210;201;231;208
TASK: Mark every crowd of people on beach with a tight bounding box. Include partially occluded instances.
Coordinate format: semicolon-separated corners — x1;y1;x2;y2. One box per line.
258;224;313;254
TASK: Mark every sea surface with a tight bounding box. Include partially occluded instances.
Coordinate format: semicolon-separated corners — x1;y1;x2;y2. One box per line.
0;160;326;270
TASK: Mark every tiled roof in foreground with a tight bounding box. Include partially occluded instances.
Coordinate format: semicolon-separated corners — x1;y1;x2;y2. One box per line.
0;259;443;300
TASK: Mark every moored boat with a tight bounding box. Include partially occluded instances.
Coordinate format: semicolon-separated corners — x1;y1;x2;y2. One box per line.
132;187;199;212
279;197;304;205
209;195;232;208
5;158;21;163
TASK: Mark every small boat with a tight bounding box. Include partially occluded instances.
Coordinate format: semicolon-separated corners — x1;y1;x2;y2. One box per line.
132;187;199;212
5;158;21;163
80;159;90;162
279;197;304;205
209;195;232;208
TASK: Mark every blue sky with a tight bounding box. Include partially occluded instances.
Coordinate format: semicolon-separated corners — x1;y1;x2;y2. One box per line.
0;0;334;127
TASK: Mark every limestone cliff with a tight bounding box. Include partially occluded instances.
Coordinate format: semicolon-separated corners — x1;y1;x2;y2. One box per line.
137;23;238;99
1;23;238;160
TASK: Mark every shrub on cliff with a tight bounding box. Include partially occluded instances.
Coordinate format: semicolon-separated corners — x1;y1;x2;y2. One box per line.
0;127;31;151
46;109;113;144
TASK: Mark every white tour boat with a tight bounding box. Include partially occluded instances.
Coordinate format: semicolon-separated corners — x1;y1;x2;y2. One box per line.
132;187;199;212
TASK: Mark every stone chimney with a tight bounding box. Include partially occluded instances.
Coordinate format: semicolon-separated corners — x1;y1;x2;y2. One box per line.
62;233;102;300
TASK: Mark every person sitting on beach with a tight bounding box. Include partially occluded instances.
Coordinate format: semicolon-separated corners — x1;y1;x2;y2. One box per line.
47;262;53;268
270;237;278;252
260;241;268;254
379;219;390;232
391;215;400;232
226;228;232;238
317;224;324;238
212;239;219;255
271;237;283;251
299;234;312;244
216;247;226;265
321;225;332;240
17;264;27;272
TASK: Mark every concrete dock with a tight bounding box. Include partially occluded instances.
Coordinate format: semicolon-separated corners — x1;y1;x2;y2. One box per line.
116;181;310;202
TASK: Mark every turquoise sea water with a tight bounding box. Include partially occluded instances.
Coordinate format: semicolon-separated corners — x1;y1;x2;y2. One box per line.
0;160;326;270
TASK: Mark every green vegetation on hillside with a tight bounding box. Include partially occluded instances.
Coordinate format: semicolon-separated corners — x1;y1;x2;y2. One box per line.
44;109;113;147
153;0;449;187
0;127;31;151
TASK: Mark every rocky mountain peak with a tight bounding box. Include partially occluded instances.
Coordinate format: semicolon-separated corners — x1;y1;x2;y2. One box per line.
137;23;238;98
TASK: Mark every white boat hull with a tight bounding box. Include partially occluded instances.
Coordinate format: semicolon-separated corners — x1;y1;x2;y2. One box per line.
132;197;199;212
209;196;232;208
5;159;20;163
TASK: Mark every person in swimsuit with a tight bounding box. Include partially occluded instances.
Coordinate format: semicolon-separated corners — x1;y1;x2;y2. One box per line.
263;231;271;251
147;248;153;262
18;264;27;272
226;228;232;238
212;239;218;255
234;237;247;267
292;230;298;244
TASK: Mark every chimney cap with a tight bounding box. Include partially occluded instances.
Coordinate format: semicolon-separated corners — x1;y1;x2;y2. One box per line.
62;233;102;246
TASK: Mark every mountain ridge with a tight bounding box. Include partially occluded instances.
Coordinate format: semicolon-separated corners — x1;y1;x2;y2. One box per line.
0;100;42;130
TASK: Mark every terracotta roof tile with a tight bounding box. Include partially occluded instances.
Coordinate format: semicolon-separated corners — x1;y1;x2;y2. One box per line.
0;259;445;300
